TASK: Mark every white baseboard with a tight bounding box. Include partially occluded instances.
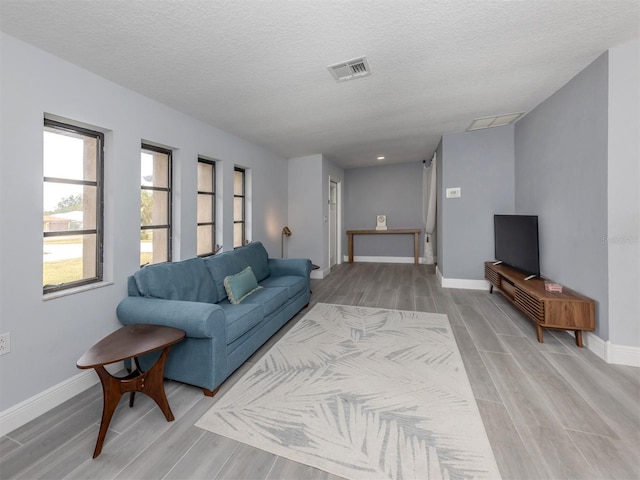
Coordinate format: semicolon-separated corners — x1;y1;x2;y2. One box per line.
0;362;122;437
311;267;329;280
342;255;426;264
436;266;491;291
571;331;640;367
578;330;607;360
606;341;640;367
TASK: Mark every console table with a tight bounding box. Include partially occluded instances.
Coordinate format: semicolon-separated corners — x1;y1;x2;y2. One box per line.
484;262;595;347
77;324;185;457
346;229;421;265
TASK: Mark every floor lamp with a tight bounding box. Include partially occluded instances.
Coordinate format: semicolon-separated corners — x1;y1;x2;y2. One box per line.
281;226;292;258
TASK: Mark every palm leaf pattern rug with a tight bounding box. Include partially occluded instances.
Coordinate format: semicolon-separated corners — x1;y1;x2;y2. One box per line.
196;303;501;480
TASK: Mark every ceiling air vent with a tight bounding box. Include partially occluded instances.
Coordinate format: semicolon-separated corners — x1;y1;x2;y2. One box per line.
467;112;525;131
327;57;371;82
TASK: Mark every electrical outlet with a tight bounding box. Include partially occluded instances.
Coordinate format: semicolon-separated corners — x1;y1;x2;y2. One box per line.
0;332;10;356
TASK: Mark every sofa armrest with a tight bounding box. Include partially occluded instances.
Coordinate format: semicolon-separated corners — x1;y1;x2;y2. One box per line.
268;258;312;278
116;297;226;339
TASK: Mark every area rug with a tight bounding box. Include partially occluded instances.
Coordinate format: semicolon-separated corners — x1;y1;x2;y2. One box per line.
195;303;501;480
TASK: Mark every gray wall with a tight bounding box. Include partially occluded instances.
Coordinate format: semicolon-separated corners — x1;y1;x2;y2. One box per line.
0;33;289;412
285;154;344;272
439;127;515;279
287;154;344;270
288;155;324;265
514;52;609;339
344;162;424;259
607;40;639;347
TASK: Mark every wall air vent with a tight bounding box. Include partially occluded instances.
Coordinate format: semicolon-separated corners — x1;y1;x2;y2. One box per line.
327;57;371;82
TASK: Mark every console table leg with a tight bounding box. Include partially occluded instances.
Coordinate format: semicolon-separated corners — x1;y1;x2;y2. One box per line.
575;331;584;348
536;325;544;343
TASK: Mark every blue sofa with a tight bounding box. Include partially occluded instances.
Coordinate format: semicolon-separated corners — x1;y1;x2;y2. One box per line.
116;242;312;396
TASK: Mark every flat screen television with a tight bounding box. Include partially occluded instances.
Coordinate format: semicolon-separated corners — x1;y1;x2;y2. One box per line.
494;214;540;278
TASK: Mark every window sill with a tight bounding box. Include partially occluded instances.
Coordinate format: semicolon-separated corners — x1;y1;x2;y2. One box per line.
43;281;114;301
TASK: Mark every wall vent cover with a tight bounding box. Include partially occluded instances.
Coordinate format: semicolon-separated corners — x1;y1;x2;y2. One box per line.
327;57;371;82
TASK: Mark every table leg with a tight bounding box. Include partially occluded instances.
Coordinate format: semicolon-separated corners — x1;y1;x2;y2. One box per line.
414;232;419;265
348;233;354;263
91;346;175;458
536;325;544;343
129;357;142;408
575;330;584;348
93;365;124;458
140;346;175;422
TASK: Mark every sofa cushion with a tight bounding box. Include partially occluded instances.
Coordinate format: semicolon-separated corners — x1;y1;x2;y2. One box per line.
235;242;270;282
133;257;217;303
204;252;250;301
224;267;262;304
268;257;313;278
240;286;289;317
217;302;264;344
260;275;307;299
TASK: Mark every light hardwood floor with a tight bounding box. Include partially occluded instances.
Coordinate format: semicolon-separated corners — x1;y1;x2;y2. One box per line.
1;263;639;479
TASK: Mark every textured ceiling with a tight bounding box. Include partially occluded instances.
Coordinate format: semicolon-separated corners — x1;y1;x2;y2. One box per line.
1;0;638;168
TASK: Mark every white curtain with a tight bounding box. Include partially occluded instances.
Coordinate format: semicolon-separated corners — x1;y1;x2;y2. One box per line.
422;153;437;264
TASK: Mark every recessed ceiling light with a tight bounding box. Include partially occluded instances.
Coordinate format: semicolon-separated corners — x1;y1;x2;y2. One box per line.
377;156;385;160
467;112;525;131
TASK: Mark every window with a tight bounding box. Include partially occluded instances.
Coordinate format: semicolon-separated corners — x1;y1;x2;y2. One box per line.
43;119;103;293
141;144;172;266
233;167;246;248
197;158;217;256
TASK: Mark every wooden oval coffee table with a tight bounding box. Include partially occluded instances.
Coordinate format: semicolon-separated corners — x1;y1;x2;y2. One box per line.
77;324;185;458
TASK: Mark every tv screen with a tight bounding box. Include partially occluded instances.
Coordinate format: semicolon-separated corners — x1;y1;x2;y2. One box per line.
494;215;540;278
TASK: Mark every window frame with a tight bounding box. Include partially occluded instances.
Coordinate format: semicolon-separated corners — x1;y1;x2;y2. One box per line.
233;166;246;248
140;143;173;266
197;157;217;257
43;118;104;294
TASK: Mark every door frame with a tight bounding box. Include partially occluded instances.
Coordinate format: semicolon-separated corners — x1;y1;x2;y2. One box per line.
328;178;342;267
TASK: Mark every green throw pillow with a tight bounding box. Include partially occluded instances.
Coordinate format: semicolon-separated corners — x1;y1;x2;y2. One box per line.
224;266;262;304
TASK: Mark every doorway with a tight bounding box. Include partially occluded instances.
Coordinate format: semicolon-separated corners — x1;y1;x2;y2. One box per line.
329;180;339;268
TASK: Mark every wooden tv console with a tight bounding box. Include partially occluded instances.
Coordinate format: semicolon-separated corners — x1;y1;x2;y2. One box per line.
484;262;595;347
